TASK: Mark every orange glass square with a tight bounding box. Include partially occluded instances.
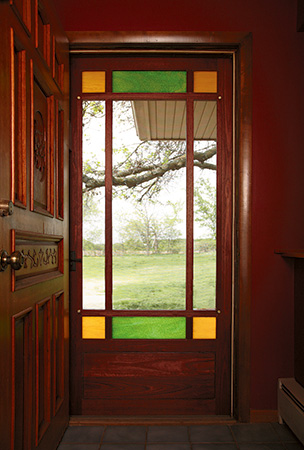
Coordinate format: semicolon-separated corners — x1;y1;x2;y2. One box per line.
82;71;105;93
194;71;217;93
82;316;105;339
193;317;216;339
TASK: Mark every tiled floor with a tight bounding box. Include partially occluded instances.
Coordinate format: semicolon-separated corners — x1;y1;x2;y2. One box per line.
57;423;304;449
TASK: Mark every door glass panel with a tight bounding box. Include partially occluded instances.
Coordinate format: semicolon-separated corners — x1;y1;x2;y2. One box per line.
82;100;106;310
112;71;187;93
82;316;105;339
112;100;186;310
193;101;217;310
193;317;216;339
112;316;186;339
82;71;105;93
193;71;217;93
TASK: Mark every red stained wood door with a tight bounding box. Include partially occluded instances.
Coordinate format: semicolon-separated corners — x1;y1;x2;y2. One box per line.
0;1;69;448
70;55;233;416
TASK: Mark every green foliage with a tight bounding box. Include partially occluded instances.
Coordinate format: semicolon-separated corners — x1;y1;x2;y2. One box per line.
82;100;105;128
194;177;216;239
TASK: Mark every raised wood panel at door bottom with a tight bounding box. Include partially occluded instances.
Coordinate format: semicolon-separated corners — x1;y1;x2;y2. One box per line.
82;351;216;415
12;308;33;450
35;297;51;445
84;375;215;399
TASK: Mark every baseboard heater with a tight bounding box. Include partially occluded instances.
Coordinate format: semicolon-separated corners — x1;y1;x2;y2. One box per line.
278;378;304;444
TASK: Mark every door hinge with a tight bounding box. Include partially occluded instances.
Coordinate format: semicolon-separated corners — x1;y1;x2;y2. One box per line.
69;251;82;271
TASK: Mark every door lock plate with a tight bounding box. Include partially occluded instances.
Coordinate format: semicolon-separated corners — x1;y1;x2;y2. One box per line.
69;251;82;271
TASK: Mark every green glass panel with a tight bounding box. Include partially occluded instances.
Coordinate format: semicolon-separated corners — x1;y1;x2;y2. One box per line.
112;71;187;93
112;317;186;339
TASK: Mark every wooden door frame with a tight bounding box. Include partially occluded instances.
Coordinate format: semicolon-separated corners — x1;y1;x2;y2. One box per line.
68;31;252;422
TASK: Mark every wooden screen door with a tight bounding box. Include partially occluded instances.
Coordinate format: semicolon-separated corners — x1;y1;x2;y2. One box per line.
0;1;69;449
70;54;233;416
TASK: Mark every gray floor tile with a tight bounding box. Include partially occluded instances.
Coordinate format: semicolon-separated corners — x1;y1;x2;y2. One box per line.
57;445;100;450
60;426;105;443
231;424;279;443
271;423;299;442
146;444;191;450
284;443;304;449
238;444;285;450
102;426;147;443
100;444;145;450
189;425;234;443
147;426;189;442
192;445;237;450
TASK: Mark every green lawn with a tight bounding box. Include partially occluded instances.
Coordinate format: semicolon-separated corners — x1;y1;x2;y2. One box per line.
83;253;216;310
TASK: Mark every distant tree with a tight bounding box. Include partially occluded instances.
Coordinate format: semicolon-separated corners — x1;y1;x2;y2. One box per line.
159;201;183;253
194;177;216;239
82;193;104;246
117;201;182;255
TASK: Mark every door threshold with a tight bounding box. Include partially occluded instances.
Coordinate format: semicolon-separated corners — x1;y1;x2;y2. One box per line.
69;415;237;426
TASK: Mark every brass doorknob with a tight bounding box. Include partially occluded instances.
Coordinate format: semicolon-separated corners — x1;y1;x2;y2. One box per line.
0;250;24;271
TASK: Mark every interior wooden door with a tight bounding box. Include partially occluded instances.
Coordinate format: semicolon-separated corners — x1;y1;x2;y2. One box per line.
70;54;233;416
0;1;69;448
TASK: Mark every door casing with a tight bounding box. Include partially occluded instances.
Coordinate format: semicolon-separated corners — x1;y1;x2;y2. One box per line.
68;31;252;422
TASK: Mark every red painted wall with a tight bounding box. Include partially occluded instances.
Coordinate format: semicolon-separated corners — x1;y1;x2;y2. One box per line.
54;0;304;411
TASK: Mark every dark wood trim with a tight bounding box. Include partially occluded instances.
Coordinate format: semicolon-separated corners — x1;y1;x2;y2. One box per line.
68;31;252;422
70;414;237;426
298;0;304;31
250;409;278;423
105;98;113;311
216;57;233;415
81;310;219;317
186;98;194;313
69;57;83;414
275;249;304;258
235;33;252;423
67;31;250;50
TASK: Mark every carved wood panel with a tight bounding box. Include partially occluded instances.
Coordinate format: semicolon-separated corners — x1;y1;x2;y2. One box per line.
31;73;54;216
12;308;33;450
12;230;63;290
35;298;51;445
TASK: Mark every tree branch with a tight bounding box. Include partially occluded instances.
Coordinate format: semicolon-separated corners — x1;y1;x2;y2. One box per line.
83;146;216;193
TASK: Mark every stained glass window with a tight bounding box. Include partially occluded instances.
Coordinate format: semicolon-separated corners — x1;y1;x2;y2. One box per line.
82;316;105;339
193;317;216;339
82;71;106;93
112;71;187;93
112;317;186;339
194;71;217;93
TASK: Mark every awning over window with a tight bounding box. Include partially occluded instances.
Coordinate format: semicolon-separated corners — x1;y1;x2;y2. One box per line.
132;100;217;141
